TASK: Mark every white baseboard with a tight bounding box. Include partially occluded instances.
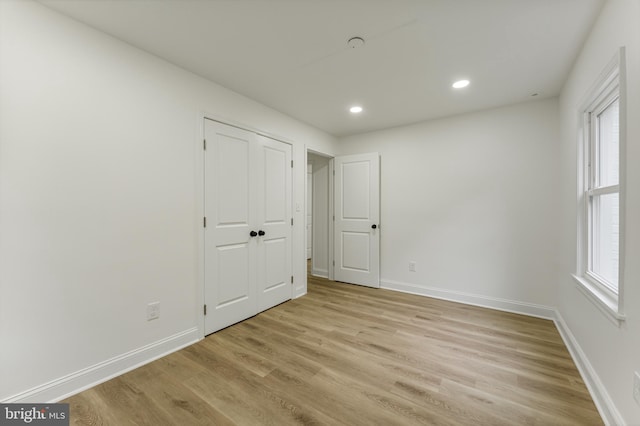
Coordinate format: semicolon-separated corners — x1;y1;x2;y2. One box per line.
4;287;620;426
380;278;619;424
380;280;625;426
311;268;328;279
553;312;624;426
293;286;307;299
380;278;555;319
3;327;200;404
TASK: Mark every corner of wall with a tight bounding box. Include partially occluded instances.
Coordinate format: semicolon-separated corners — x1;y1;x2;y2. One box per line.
553;311;625;426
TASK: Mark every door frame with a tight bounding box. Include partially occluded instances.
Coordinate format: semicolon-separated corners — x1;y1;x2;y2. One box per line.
197;112;298;339
306;149;335;281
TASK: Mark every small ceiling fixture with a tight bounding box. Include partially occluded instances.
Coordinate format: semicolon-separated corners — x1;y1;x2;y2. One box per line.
347;37;365;49
350;106;363;113
452;79;470;89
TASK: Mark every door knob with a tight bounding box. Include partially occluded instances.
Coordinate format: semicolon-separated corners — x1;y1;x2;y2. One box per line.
250;230;258;237
371;224;377;229
258;230;265;236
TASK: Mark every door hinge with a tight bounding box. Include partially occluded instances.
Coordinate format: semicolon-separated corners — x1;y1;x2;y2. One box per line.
203;139;207;150
333;215;335;221
291;275;294;284
291;218;293;226
204;304;207;315
291;160;294;168
333;260;335;266
204;217;207;228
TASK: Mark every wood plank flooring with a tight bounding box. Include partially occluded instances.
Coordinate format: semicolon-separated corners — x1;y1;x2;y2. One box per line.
64;272;603;425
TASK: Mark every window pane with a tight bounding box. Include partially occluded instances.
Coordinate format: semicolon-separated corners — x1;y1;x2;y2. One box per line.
596;98;619;187
590;192;619;290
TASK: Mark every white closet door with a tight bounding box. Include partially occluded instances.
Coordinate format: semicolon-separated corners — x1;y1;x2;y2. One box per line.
204;120;257;334
334;153;380;288
204;120;293;335
255;135;292;311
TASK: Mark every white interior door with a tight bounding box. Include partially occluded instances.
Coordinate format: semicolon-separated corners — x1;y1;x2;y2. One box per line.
204;121;293;335
255;135;292;312
334;153;380;288
204;120;257;334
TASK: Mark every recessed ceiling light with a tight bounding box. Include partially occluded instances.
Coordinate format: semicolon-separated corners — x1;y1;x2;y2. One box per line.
452;79;470;89
350;106;363;113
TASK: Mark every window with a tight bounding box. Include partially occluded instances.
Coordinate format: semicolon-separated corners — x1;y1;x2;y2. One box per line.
574;48;626;324
588;96;619;290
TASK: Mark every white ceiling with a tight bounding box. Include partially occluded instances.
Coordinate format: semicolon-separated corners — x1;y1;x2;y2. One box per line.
39;0;604;137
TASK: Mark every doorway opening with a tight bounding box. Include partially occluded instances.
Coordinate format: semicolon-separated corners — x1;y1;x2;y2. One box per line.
306;150;333;280
305;149;381;289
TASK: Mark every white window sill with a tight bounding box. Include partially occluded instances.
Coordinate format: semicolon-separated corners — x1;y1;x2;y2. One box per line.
572;274;625;326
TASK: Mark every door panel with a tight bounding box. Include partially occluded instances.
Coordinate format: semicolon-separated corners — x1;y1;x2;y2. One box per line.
216;136;250;225
263;238;287;291
334;153;380;288
256;135;292;311
342;161;370;219
216;243;250;307
204;120;257;334
341;232;370;271
263;146;287;224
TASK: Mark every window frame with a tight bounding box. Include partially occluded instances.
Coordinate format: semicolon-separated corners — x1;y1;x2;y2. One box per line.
573;47;626;325
587;93;619;291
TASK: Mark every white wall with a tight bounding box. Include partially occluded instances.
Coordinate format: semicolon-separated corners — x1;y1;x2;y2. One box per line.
4;1;637;421
338;99;560;315
0;0;337;402
557;0;640;424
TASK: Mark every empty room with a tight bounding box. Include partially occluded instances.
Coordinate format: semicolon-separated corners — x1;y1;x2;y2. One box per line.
1;0;639;424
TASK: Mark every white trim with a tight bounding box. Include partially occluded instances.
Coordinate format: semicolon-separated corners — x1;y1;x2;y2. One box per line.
576;47;626;319
292;289;307;299
380;279;555;320
553;312;624;426
200;111;298;147
311;268;329;279
196;113;206;340
616;46;628;319
572;274;625;326
328;158;335;281
2;327;200;404
588;184;619;197
378;278;617;425
579;49;621;112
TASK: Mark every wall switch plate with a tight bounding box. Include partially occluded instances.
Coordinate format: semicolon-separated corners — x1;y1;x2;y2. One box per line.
409;261;416;272
634;372;640;406
147;302;160;321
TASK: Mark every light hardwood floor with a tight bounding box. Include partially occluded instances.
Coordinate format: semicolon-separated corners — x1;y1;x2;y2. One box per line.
65;271;603;425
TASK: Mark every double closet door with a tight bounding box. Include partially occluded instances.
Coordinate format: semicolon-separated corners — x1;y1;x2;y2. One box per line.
204;119;292;335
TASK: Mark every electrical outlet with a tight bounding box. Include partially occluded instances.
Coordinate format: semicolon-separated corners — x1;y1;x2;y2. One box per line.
409;261;416;272
147;302;160;321
634;372;640;406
